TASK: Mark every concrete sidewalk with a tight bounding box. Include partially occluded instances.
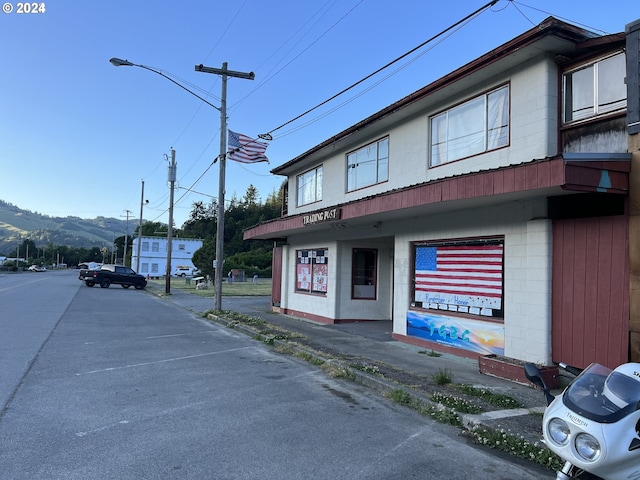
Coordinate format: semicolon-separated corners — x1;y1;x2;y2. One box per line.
149;284;553;461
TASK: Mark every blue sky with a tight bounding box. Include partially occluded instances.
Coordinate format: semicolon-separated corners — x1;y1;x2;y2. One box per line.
1;0;636;229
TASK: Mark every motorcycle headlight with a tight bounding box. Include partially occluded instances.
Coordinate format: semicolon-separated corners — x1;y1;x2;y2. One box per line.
575;433;601;462
547;418;570;446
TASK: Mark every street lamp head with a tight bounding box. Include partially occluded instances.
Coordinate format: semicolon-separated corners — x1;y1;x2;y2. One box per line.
109;57;134;67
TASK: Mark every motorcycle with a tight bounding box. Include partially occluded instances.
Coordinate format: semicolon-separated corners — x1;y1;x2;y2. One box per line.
524;361;640;480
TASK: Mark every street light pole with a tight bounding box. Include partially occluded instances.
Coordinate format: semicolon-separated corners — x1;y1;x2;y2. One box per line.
109;57;254;309
195;63;254;311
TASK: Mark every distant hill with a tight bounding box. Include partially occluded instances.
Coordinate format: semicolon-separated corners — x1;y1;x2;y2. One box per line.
0;200;133;254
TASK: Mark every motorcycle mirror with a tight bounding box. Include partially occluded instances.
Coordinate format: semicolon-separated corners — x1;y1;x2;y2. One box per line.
524;363;555;406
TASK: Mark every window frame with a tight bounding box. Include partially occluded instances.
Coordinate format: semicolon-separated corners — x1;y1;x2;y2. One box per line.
296;166;323;207
295;248;329;295
411;237;504;320
351;248;377;300
429;84;510;167
562;51;627;124
346;137;389;192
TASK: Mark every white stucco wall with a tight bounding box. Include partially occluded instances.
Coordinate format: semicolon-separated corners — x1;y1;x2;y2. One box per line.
280;230;394;322
287;55;560;217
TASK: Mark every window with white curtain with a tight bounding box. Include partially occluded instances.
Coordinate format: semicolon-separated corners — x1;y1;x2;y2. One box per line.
430;85;509;166
563;52;626;123
296;166;323;207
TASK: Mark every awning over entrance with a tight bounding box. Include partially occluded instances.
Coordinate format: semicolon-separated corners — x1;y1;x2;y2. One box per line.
244;154;631;241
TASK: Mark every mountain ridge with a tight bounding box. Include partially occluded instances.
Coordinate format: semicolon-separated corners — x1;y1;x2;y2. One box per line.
0;200;135;254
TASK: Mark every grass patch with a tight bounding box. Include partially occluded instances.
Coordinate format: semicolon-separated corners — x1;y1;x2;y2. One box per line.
386;389;462;427
453;384;523;409
467;426;564;471
430;392;483;414
150;277;273;297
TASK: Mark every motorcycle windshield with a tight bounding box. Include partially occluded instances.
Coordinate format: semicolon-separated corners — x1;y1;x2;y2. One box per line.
563;363;640;423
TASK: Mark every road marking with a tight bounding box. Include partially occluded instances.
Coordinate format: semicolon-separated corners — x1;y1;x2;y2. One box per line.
75;346;254;375
76;420;129;437
144;331;216;340
0;277;49;292
83;331;216;345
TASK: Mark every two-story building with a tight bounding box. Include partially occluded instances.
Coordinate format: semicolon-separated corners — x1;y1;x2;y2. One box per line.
131;236;203;277
245;17;640;369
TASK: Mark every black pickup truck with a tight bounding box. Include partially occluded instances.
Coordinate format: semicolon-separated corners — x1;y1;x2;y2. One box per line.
79;264;147;289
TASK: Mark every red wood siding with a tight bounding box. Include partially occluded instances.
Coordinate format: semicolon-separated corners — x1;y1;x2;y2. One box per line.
552;215;629;368
245;157;629;241
271;246;282;308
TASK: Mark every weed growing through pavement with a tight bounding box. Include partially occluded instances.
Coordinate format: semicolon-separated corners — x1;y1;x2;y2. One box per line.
387;389;463;427
296;351;325;366
323;364;356;381
432;368;453;385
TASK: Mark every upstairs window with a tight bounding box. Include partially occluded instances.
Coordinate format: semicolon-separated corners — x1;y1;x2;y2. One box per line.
563;52;626;123
297;166;323;207
430;85;509;166
347;137;389;191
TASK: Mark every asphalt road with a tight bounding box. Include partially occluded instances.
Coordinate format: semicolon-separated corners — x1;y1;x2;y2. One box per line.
0;270;550;479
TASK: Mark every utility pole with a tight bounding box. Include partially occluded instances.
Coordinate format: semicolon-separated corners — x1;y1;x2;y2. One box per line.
165;149;176;295
121;210;133;266
195;62;254;311
136;179;145;273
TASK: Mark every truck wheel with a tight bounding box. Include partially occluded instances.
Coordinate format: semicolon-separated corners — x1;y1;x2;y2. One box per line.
100;279;111;288
122;284;131;289
85;281;95;287
134;283;145;290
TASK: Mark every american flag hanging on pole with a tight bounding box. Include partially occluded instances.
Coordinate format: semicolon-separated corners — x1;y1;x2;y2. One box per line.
227;130;270;164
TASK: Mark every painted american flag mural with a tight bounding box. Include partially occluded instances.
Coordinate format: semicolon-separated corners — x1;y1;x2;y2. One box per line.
414;243;503;313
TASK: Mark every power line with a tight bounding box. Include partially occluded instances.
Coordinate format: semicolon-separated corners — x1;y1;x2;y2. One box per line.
260;0;499;138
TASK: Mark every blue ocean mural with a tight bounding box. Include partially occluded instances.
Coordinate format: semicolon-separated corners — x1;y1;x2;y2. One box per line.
406;310;504;355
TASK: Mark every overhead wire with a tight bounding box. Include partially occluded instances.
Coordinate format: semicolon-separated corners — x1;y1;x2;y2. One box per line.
259;0;500;139
507;1;614;35
149;0;501;224
165;0;355;220
228;0;363;113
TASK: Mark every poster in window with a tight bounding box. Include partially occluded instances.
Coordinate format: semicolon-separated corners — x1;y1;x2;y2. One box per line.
297;263;311;291
312;264;328;293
